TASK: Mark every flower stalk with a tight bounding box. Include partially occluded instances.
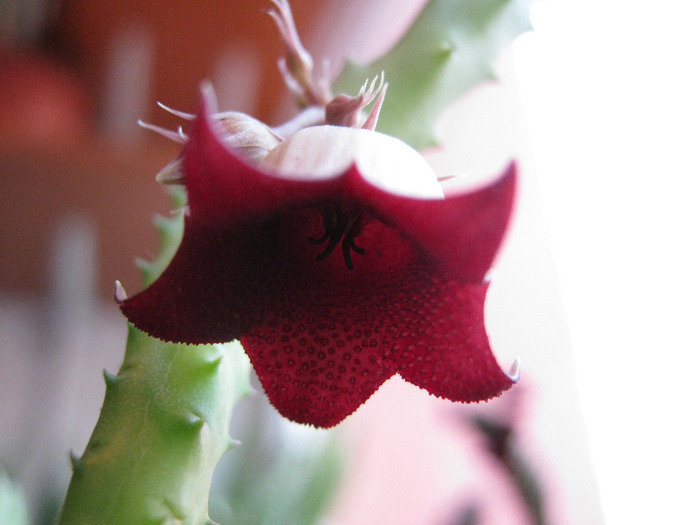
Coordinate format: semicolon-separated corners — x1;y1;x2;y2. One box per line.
268;0;331;107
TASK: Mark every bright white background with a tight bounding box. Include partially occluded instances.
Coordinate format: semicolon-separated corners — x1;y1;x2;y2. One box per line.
513;1;700;524
310;0;700;522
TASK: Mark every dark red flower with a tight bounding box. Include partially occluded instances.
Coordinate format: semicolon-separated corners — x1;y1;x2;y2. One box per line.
119;91;518;428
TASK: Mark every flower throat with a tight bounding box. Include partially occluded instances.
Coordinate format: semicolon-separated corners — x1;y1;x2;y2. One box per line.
309;207;369;269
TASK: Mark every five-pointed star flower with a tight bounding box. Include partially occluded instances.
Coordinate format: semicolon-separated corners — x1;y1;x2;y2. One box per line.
119;89;518;428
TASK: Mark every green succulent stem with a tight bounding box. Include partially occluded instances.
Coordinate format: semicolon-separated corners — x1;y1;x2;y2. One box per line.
59;190;252;524
60;330;250;524
334;0;532;150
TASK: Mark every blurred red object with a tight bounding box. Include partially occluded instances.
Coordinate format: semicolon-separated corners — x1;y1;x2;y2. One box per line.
55;0;310;127
0;50;92;147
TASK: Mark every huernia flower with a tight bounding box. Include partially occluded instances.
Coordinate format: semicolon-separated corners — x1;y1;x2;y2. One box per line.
118;0;519;427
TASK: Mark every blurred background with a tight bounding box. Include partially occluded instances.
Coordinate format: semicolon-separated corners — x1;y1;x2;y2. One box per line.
2;0;697;524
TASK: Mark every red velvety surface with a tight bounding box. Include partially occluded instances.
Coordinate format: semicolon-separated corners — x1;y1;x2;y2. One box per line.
121;95;517;426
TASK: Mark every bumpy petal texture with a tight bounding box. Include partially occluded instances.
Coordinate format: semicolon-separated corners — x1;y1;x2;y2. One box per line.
121;96;517;427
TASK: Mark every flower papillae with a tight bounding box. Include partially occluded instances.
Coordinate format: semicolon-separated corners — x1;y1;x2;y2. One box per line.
119;92;518;427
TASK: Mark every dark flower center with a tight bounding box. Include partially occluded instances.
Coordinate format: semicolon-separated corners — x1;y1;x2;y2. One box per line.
309;206;369;269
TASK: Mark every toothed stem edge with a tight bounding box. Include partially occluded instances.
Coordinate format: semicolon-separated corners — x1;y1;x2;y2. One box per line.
60;195;252;524
59;328;251;524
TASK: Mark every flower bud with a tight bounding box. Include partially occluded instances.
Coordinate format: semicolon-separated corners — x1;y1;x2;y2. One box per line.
260;125;444;199
216;111;282;162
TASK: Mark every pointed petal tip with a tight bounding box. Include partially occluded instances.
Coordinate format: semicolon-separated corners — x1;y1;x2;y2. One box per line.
156;101;195;120
198;80;219;114
114;280;128;303
440;159;517;197
507;357;521;382
138;120;187;144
